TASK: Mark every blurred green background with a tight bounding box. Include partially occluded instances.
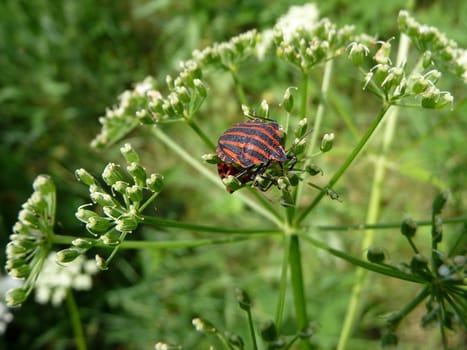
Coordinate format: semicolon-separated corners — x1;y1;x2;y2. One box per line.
1;0;465;349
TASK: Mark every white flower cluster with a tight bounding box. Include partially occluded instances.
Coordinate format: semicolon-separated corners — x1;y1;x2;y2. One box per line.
257;3;320;60
275;3;320;43
35;253;98;306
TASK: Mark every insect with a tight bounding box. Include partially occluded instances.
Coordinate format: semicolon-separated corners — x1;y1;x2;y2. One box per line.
216;120;288;168
216;118;297;193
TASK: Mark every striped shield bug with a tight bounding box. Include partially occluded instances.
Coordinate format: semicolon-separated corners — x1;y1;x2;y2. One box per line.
216;117;301;193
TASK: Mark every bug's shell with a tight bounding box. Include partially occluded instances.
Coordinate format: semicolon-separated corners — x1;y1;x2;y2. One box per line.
216;120;287;168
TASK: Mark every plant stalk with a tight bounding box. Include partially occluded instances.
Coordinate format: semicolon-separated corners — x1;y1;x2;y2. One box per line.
66;289;87;350
336;33;410;350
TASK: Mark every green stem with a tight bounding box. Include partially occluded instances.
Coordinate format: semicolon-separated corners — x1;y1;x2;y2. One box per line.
299;233;425;284
152;126;282;226
297;103;391;225
231;68;248;106
186;118;216;150
275;233;291;331
104;231;128;267
141;216;281;234
289;234;309;349
66;289;87;350
294;61;333;220
247;309;259;350
54;234;269;250
337;34;411;350
300;70;309;119
388;287;431;329
314;216;467;231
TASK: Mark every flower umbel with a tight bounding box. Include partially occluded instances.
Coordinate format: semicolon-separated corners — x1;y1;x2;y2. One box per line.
5;175;56;306
69;143;164;269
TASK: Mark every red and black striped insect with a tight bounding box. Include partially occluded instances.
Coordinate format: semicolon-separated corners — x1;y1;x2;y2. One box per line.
216;118;297;193
216;120;288;168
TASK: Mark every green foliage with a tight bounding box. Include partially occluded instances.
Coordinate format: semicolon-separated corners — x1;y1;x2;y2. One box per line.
1;1;466;350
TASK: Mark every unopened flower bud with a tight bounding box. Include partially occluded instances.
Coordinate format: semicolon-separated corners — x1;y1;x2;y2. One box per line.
259;99;269;117
101;231;121;245
72;238;95;250
348;42;369;67
120;143;140;163
201;153;220;164
32;175;55;196
175;86;190;104
422;50;433;69
295;117;308;138
320;133;335;153
168;93;183;114
260;320;278;341
56;248;81;263
437;264;450;277
410;254;429;273
102;163;124;186
18;208;40;228
192;317;216;333
421;86;440;108
277;176;290;191
126;185;143;203
75;168;96;186
95;254;107;270
281;87;297;113
115;215;139;233
373;41;392;65
223;175;243;193
227;333;244;348
90;190;115;207
112;180;129;195
6;287;28;307
75;207;99;223
433;92;453;109
147;173;164;193
367;247;386;263
9;264;30;279
453;255;466;266
401;217;417;238
305;164;323;176
193;79;207;98
374;64;390;85
127;162;147;187
432;215;443;244
103;206;122;219
432;190;449;215
235;288;252;311
241;104;253;117
381;330;398;346
411;74;430;94
86;216;113;234
136;109;154;124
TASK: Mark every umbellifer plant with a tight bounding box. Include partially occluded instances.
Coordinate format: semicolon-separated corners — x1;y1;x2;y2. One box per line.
4;6;466;350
